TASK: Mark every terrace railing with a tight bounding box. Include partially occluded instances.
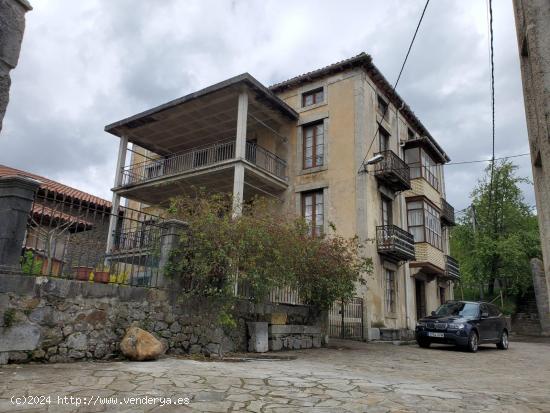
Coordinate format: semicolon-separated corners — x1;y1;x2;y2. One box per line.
245;141;287;180
121;139;287;187
445;255;460;280
376;224;416;262
372;150;411;192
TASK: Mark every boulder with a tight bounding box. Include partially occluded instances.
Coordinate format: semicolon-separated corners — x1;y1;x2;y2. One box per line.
120;327;165;361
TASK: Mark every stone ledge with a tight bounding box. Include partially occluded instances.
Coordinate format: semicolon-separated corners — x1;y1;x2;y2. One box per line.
269;324;320;335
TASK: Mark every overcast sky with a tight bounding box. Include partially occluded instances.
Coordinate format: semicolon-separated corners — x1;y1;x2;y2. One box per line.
0;0;534;213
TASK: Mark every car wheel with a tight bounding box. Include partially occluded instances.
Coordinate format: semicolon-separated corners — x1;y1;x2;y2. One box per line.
497;330;509;350
417;339;431;348
467;331;479;353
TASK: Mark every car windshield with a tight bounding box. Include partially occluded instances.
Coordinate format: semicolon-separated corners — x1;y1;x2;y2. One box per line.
435;302;479;317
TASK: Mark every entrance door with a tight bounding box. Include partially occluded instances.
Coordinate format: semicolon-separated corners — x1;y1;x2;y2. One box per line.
415;279;426;320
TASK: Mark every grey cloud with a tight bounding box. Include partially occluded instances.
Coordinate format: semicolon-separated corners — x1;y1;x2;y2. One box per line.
0;0;534;212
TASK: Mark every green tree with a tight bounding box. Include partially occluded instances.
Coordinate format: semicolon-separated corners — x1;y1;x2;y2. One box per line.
451;160;541;298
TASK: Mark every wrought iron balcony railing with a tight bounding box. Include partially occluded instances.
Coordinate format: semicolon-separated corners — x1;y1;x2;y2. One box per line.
121;140;287;187
441;198;456;226
376;225;416;262
445;255;460;279
372;150;411;192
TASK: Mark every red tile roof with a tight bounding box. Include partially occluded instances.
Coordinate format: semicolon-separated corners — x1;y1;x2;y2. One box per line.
0;164;111;208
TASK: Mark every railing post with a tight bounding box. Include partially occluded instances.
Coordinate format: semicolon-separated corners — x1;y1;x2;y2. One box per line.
0;176;40;272
157;219;188;288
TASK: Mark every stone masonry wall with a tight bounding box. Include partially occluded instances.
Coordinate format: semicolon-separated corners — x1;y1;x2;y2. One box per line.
0;274;321;364
0;0;32;133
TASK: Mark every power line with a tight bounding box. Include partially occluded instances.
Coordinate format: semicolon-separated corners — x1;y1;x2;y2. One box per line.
364;152;530;175
358;0;430;173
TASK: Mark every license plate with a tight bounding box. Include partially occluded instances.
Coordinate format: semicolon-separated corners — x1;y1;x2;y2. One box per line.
428;332;444;338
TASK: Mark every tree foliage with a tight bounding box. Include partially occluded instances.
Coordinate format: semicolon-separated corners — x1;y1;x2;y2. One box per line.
450;160;541;297
164;191;372;311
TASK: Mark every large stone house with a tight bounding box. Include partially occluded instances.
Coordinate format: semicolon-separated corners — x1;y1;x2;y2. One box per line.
104;53;459;339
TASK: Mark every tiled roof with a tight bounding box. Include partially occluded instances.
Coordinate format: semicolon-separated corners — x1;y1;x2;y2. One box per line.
269;52;450;162
0;164;111;208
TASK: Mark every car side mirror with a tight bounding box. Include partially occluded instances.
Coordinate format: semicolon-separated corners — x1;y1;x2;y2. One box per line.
481;311;489;318
431;311;436;316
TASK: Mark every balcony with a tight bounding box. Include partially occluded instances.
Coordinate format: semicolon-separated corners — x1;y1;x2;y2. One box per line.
441;198;456;226
372;150;411;192
116;140;288;205
445;255;460;280
376;225;416;262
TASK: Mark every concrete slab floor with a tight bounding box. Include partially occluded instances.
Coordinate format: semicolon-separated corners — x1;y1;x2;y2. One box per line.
0;338;549;412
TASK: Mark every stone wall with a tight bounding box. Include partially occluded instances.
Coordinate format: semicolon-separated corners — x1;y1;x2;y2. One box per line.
0;274;322;364
0;0;32;133
268;325;322;351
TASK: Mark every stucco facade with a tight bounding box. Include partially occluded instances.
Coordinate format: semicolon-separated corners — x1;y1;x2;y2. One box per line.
106;54;458;339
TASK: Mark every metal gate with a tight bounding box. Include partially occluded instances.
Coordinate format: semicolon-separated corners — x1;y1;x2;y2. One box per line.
329;297;364;340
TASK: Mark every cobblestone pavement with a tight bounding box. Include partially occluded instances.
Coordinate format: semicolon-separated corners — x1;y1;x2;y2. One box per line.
1;339;549;412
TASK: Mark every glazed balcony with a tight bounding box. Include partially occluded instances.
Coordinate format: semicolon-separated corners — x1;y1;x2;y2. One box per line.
445;255;460;280
376;225;416;262
373;150;411;192
441;198;456;226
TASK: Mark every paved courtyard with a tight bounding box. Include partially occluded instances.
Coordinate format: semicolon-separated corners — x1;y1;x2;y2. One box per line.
1;338;549;412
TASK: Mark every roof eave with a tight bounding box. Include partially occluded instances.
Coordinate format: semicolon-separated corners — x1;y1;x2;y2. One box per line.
105;73;298;138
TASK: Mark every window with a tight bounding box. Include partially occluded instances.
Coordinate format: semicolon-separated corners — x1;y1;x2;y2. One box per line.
407;199;442;249
302;190;324;237
404;147;440;190
381;196;392;226
302;88;324;107
377;95;389;117
385;269;396;314
379;128;390;152
488;304;501;317
407;128;415;140
303;122;324;169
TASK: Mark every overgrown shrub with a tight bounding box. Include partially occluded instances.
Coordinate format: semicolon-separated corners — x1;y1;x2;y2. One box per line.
165;191;372;311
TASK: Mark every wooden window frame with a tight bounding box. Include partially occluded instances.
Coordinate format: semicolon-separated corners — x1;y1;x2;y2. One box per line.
377;95;389;118
302;87;324;108
301;190;324;237
381;195;393;226
379;127;390;152
385;269;396;315
302;122;324;169
406;197;442;250
404;147;440;191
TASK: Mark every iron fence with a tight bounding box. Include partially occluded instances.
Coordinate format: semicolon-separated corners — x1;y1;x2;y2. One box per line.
329;297;364;340
21;188;164;287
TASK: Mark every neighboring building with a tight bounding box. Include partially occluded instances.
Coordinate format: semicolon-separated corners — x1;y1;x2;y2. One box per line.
513;0;550;334
104;53;459;338
0;164;112;276
0;0;32;133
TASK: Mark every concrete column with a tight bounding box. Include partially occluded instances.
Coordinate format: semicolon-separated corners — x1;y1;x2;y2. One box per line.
106;136;128;254
232;91;248;216
0;175;40;272
157;219;188;287
531;258;550;336
235;91;248;159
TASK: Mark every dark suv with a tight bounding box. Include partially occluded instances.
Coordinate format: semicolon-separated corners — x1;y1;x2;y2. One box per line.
415;301;509;352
